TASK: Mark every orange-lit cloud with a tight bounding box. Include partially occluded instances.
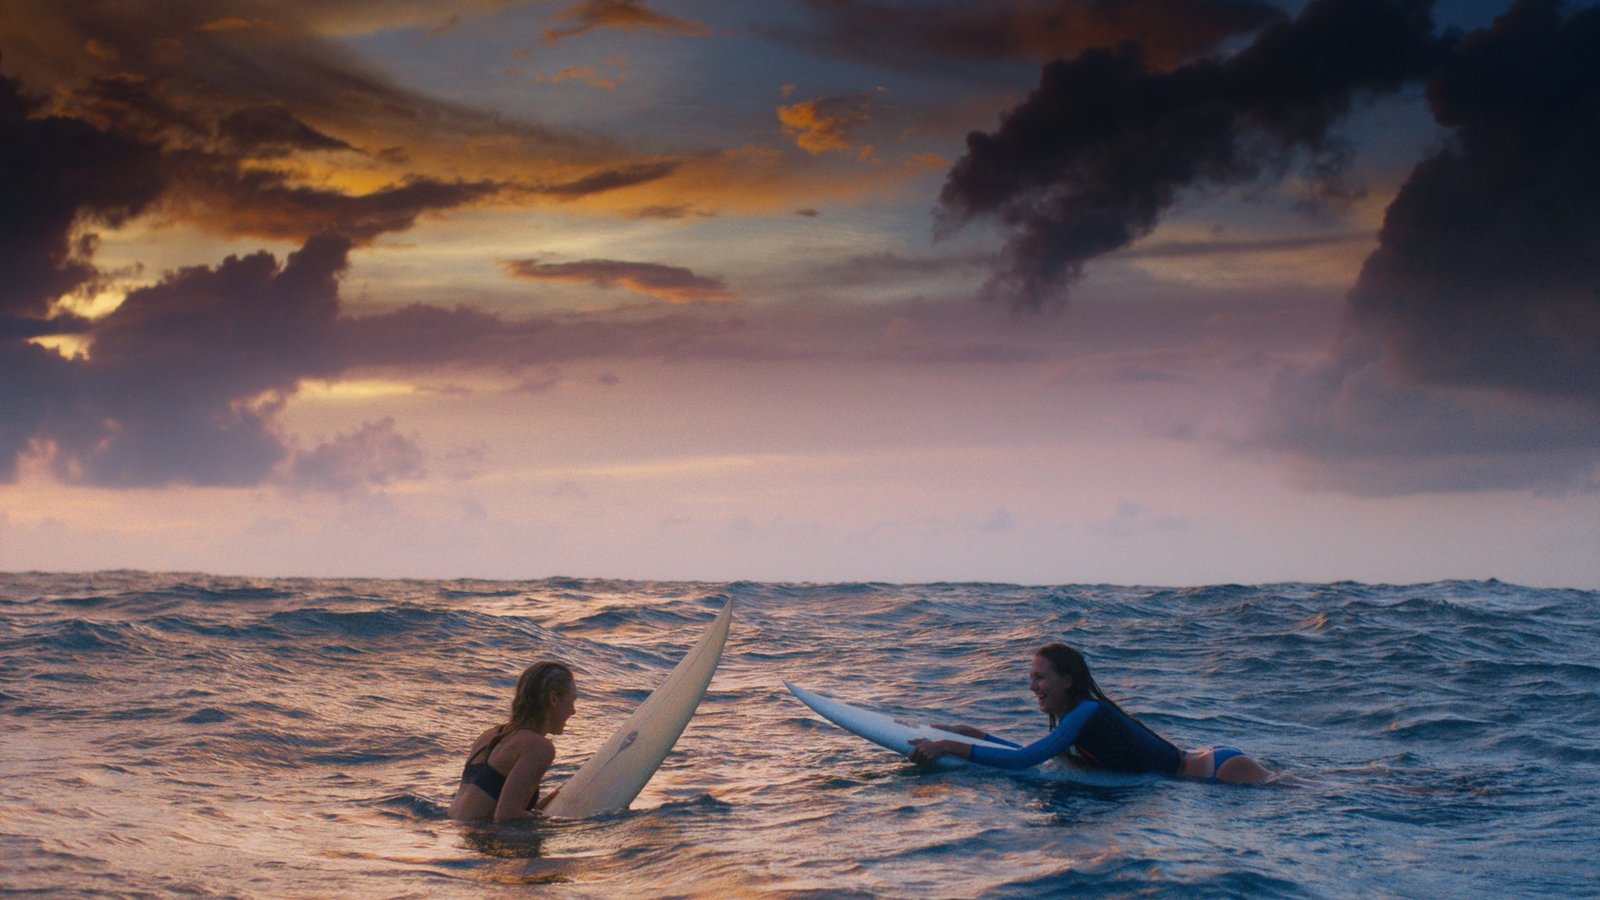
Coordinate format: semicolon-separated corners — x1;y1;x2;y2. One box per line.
778;94;874;156
537;64;624;90
543;0;713;43
0;2;955;250
502;258;737;303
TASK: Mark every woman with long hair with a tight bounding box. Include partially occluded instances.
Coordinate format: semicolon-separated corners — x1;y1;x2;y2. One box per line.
449;661;577;822
909;643;1273;784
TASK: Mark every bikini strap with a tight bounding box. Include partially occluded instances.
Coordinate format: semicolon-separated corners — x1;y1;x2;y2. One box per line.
469;728;508;763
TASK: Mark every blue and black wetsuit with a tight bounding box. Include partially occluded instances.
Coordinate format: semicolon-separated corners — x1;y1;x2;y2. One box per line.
967;700;1182;775
459;731;539;809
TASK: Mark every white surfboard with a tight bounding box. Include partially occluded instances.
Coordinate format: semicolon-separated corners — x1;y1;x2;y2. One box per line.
544;601;732;818
784;681;1015;769
786;682;1157;786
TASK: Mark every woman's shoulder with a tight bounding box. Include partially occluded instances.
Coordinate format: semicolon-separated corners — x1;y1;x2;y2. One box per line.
499;728;556;752
498;728;557;766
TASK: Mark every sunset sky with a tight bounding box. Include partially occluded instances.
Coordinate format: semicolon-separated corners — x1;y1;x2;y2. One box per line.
3;0;1597;587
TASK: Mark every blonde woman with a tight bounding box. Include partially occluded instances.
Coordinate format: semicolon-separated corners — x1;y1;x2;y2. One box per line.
449;661;577;823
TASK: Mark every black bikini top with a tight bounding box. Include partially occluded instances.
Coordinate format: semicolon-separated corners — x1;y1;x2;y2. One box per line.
459;730;539;809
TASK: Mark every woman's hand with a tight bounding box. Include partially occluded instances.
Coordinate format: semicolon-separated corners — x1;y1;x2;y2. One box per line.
908;738;968;766
535;787;561;810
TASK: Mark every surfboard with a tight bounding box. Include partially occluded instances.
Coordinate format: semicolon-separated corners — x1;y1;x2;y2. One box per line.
544;600;732;818
785;682;1159;786
784;681;1016;769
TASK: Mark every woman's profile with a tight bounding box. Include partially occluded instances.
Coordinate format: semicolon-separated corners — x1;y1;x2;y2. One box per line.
449;661;577;823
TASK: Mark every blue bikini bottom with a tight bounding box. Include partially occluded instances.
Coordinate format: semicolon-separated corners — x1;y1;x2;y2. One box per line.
1206;746;1244;784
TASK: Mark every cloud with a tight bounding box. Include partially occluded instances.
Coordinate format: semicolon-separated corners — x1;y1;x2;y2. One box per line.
1;3;643;223
788;0;1284;73
537;65;624;90
216;103;356;156
1090;498;1194;538
336;303;512;369
0;19;521;248
0;232;750;488
938;0;1441;311
286;418;427;493
0;70;166;320
4;1;929;229
1345;0;1600;402
13;3;586;153
1260;0;1600;495
1260;345;1600;495
503;258;737;303
162;152;503;243
543;0;714;43
529;161;681;199
778;94;874;156
42;233;354;487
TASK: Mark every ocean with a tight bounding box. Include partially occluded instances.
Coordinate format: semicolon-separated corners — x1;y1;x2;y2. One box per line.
3;572;1597;898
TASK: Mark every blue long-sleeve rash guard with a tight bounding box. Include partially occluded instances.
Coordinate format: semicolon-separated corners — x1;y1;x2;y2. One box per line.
967;700;1181;775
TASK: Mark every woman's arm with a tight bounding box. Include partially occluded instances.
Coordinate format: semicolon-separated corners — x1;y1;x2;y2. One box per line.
910;702;1100;768
965;701;1100;771
493;735;555;824
932;723;1022;747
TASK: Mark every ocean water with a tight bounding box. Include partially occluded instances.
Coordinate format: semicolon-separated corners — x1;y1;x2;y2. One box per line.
3;573;1597;898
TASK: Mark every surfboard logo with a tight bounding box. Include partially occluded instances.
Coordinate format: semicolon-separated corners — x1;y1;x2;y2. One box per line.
606;729;639;762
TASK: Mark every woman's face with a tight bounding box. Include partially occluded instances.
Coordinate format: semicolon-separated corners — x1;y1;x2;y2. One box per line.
547;685;577;735
1029;654;1073;717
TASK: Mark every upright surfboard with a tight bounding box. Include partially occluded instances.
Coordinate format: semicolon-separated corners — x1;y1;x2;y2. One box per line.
544;601;731;818
785;682;1015;769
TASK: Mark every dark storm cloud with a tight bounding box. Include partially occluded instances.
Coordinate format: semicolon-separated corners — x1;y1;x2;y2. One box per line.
52;233;353;487
789;0;1285;72
1346;0;1600;401
0;69;166;319
1261;0;1600;495
0;341;77;481
939;0;1441;311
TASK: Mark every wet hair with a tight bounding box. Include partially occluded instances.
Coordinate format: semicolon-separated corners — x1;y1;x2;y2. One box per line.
504;661;574;734
1035;642;1178;756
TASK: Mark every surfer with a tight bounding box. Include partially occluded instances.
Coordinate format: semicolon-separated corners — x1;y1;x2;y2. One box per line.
449;661;577;823
908;643;1275;784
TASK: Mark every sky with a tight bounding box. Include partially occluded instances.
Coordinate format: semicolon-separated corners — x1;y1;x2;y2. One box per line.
2;0;1597;588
